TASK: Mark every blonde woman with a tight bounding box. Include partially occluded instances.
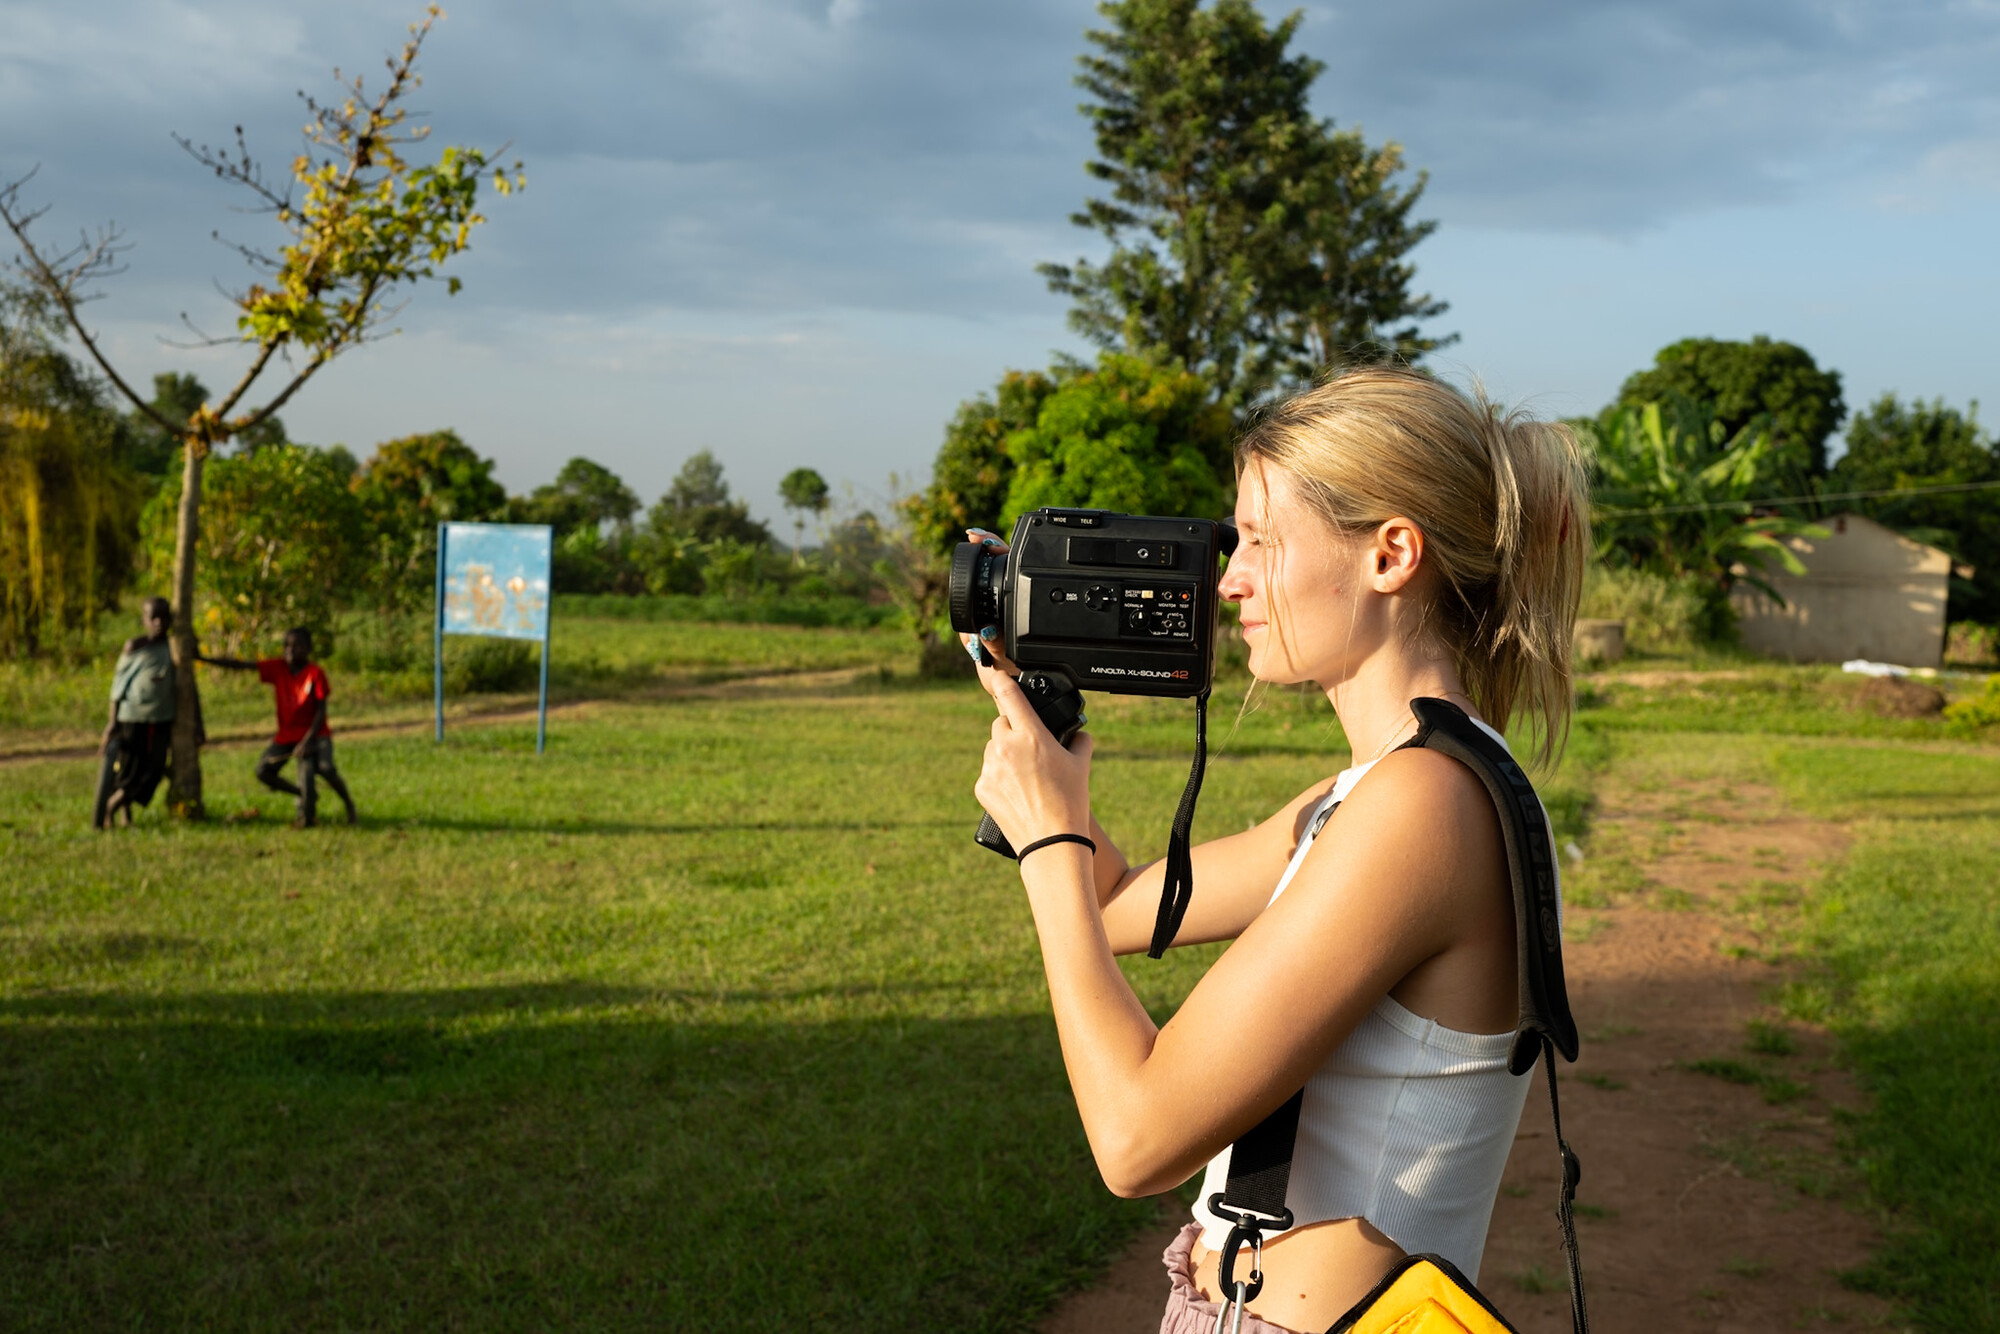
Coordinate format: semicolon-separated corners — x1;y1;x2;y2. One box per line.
967;366;1588;1333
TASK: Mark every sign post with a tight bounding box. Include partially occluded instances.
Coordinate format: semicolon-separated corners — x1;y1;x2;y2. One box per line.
433;522;555;752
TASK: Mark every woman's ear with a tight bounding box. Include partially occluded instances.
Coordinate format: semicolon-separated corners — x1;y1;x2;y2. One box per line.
1370;518;1424;593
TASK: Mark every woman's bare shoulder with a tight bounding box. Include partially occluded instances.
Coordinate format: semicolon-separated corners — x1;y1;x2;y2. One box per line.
1351;744;1493;807
1302;748;1504;900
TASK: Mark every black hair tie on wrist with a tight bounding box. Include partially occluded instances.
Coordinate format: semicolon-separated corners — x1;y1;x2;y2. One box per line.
1015;833;1097;861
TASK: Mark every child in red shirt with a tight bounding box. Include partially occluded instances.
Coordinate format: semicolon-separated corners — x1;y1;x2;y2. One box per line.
200;627;357;827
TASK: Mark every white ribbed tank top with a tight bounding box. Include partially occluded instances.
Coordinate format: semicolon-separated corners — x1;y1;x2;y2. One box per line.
1189;719;1544;1281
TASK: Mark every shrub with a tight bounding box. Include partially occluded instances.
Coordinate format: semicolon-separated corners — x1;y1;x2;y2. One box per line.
446;638;539;694
1943;674;2000;736
1577;565;1713;653
1002;354;1233;524
1946;622;1999;668
552;592;895;630
144;443;367;656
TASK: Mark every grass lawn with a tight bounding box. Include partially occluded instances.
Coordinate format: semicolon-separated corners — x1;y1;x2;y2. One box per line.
3;631;1995;1330
1772;742;2000;1329
0;615;912;755
0;655;1350;1331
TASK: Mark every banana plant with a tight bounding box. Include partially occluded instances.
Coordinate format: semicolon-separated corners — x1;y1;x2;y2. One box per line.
1587;396;1826;605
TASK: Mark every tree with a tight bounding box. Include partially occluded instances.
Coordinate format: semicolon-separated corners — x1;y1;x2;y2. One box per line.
0;284;142;655
1830;393;2000;622
1587;397;1824;635
0;7;521;815
631;450;773;596
778;466;830;563
127;372;288;465
665;449;729;511
1611;337;1845;483
521;455;640;537
649;450;770;547
513;456;643;593
350;428;506;613
1259;128;1449;379
143;443;367;657
1001;353;1234;523
905;369;1056;554
1040;0;1449;407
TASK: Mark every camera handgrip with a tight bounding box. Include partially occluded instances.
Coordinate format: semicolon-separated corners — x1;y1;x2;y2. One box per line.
975;670;1086;859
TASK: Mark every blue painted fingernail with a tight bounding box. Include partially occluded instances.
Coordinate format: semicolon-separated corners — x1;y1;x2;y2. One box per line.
963;636;984;664
979;625;1000;641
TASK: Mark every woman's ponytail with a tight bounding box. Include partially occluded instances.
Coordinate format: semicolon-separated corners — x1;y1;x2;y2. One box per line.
1466;409;1590;768
1237;367;1592;769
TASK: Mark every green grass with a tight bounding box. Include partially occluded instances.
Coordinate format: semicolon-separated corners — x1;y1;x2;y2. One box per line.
1576;663;1982;742
0;673;1344;1331
8;642;1997;1329
1771;742;2000;1329
0;616;913;754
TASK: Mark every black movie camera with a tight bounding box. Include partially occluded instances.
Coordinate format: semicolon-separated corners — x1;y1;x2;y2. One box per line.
948;508;1236;957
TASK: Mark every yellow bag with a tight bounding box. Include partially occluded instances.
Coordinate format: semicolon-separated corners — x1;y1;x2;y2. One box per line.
1328;1254;1524;1334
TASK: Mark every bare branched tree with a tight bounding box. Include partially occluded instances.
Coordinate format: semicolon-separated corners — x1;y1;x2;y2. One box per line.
0;5;522;817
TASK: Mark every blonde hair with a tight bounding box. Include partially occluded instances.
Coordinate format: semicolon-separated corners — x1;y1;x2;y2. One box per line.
1237;366;1590;768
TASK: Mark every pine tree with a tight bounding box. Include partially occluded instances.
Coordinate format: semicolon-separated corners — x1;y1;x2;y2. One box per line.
1040;0;1450;407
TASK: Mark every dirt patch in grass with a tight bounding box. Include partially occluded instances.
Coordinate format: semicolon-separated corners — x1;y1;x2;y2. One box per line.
1845;676;1947;719
1041;752;1900;1334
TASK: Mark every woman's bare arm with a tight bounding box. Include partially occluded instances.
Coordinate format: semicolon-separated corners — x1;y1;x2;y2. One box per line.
971;663;1508;1197
1025;750;1505;1196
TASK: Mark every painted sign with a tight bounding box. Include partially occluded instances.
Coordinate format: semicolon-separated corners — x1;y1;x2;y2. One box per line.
440;523;551;641
434;522;554;751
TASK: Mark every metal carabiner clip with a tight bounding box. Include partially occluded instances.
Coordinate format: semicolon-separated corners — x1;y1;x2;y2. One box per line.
1212;1280;1247;1334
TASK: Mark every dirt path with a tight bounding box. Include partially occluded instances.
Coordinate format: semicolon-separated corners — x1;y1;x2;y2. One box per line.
1042;759;1898;1334
0;666;880;766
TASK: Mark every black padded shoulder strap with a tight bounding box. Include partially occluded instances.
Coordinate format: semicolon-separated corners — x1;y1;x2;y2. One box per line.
1404;697;1577;1072
1214;698;1588;1334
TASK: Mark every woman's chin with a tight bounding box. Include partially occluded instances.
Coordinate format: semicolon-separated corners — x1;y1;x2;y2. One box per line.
1245;653;1308;688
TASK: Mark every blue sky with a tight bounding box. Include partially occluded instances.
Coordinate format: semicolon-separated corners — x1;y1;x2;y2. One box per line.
3;0;1996;523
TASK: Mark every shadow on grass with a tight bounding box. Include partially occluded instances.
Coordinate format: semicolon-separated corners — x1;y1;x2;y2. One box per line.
0;983;1154;1334
67;814;975;840
1832;982;2000;1329
382;815;973;837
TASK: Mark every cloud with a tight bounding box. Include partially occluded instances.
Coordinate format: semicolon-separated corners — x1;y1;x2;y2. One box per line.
5;0;1998;330
1293;0;2000;231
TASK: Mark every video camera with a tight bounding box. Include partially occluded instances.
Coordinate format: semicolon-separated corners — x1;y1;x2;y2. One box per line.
948;508;1231;700
948;508;1237;956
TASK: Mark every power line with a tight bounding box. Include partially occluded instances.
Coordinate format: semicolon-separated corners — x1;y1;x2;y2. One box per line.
1594;477;2000;519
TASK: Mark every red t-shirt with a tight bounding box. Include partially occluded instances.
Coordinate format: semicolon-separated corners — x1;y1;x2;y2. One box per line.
257;659;333;745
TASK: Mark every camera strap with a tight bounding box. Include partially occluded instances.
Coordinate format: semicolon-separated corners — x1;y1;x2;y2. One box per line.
1207;698;1588;1334
1146;687;1210;959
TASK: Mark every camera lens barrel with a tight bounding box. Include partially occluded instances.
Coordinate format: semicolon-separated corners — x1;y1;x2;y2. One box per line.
947;542;1004;634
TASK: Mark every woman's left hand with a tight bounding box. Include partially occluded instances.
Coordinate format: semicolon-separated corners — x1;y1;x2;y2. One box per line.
973;660;1095;854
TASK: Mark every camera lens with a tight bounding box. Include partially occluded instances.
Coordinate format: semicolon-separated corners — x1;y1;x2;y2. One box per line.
947;542;1006;634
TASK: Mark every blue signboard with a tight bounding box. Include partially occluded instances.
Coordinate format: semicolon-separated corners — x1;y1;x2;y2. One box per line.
434;523;554;751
